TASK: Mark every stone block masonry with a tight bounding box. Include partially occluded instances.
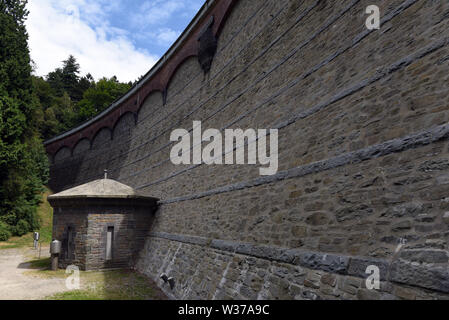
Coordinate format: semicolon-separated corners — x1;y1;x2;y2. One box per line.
52;206;154;271
49;179;158;271
45;0;449;299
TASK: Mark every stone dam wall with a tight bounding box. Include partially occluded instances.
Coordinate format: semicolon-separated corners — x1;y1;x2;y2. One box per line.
45;0;449;299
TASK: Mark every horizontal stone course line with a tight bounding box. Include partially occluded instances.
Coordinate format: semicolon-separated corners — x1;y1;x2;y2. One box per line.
50;1;275;170
54;0;328;185
136;0;271;126
131;0;423;185
103;0;318;174
49;1;277;172
122;0;363;184
275;33;448;130
149;231;449;293
43;0;221;146
137;13;443;191
117;0;350;174
50;0;287;172
157;120;449;204
116;4;292;167
127;1;273;133
57;0;436;193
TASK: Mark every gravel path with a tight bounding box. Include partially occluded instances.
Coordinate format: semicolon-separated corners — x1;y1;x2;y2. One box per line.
0;247;69;300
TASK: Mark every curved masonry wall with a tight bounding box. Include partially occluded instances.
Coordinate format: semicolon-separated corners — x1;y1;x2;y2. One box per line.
46;0;449;300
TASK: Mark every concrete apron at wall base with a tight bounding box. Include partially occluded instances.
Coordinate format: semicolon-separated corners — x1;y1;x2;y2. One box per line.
137;236;449;300
146;232;449;296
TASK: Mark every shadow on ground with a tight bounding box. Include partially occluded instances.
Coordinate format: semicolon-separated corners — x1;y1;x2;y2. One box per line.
24;258;168;300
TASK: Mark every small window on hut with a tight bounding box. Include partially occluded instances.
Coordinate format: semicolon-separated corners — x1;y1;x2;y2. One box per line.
106;227;114;261
67;226;73;259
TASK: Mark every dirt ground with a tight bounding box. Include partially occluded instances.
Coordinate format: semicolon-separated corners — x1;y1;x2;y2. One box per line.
0;247;69;300
0;246;167;300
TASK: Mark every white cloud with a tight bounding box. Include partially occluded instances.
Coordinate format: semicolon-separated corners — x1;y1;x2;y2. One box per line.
129;0;204;49
136;0;186;26
155;28;181;46
26;0;159;82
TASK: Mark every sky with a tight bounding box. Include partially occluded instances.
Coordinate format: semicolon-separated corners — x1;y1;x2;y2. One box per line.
26;0;205;83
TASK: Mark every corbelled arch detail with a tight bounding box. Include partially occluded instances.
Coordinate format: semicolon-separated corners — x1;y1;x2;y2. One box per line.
44;0;238;159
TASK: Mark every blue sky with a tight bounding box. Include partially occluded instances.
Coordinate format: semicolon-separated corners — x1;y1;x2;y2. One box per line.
26;0;205;82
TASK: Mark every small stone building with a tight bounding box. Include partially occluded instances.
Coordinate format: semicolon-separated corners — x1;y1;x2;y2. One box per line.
48;178;158;271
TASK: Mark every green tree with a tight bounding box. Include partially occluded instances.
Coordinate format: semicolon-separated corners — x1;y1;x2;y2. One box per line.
61;55;81;101
0;0;49;240
46;67;64;97
76;73;95;100
36;56;95;139
76;76;131;122
47;55;93;103
33;56;131;139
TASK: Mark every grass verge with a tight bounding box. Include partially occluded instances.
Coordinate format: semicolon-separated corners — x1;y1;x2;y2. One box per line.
0;188;53;250
44;269;167;300
22;258;167;300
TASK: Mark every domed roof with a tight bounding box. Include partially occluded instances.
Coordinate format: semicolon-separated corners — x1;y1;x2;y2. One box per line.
48;178;152;200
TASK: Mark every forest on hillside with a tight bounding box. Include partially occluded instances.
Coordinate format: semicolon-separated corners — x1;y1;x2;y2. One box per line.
0;0;137;241
33;55;133;141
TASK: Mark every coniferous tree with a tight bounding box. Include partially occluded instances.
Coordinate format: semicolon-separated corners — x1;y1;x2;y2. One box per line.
0;0;49;239
61;55;82;101
0;2;136;240
46;67;65;97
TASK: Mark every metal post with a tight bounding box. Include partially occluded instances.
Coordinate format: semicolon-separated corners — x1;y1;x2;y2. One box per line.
51;254;59;271
50;240;61;271
33;232;40;250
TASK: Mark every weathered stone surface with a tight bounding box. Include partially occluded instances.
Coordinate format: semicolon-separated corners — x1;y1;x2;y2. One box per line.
305;212;330;226
400;250;449;264
321;274;337;287
301;290;321;301
419;159;449;172
380;202;425;218
45;0;449;300
53;203;157;271
392;221;412;232
347;257;390;281
304;271;321;289
50;178;158;271
336;205;373;223
443;212;449;224
295;252;349;275
394;286;417;300
357;289;381;300
390;260;449;293
341;277;362;295
211;239;239;252
291;226;307;237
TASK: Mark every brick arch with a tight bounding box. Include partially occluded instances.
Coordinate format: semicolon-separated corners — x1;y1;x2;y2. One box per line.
135;52;198;109
91;126;113;150
72;138;92;156
136;82;165;112
54;146;72;163
164;55;201;104
111;111;138;141
136;90;165;120
44;0;238;157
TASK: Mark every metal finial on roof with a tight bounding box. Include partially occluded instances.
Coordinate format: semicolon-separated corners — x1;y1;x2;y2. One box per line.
104;169;108;179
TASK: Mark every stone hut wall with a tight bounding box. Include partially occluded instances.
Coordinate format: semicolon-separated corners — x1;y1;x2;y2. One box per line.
52;208;88;270
52;205;154;271
86;206;155;270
